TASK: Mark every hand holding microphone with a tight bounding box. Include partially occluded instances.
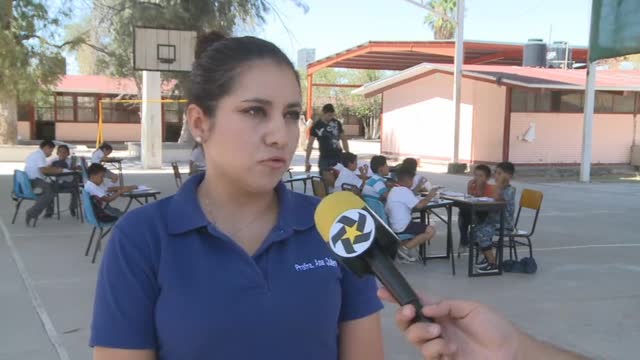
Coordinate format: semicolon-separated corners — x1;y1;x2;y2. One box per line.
314;191;432;323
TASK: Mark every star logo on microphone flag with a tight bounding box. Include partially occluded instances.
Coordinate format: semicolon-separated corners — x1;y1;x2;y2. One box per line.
328;209;375;257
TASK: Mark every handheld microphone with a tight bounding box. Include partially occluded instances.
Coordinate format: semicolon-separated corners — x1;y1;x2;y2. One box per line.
314;191;432;323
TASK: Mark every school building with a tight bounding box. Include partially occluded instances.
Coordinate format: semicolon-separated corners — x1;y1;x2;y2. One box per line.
353;64;640;166
18;75;184;143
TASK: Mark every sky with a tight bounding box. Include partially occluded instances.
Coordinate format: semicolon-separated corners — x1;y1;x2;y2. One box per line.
66;0;593;74
252;0;592;63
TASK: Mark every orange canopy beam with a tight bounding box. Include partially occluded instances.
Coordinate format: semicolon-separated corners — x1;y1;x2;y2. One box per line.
312;83;362;88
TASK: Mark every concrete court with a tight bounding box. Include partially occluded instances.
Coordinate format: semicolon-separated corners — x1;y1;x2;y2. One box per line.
1;152;639;360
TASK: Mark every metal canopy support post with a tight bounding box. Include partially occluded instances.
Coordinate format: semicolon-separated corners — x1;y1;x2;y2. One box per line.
451;0;465;163
580;61;596;183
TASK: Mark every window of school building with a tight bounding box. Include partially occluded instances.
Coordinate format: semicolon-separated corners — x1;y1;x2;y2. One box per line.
511;88;638;114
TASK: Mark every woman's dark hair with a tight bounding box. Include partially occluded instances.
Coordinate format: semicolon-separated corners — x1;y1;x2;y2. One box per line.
99;143;113;152
474;164;491;177
401;157;418;172
189;30;299;117
370;155;387;174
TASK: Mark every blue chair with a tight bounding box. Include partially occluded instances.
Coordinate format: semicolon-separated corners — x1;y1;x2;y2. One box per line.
82;190;116;263
363;197;413;242
11;170;38;225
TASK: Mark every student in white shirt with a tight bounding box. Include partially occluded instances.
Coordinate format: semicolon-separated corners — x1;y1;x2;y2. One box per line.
334;152;368;194
91;143;118;183
85;164;137;220
23;140;64;225
399;157;431;193
334;160;373;177
385;167;438;262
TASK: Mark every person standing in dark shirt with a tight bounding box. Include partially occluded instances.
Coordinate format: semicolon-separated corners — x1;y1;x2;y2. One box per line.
305;103;350;172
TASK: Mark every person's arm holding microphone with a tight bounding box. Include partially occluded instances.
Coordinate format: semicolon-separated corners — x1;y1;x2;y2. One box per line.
379;288;589;360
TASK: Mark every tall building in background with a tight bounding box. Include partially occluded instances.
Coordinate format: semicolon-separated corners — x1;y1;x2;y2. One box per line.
297;48;316;70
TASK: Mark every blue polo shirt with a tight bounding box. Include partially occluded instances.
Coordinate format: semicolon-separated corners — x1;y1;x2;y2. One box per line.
90;173;383;359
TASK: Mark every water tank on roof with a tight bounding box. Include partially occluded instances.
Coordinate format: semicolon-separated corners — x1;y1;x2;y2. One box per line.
547;41;573;69
523;39;547;67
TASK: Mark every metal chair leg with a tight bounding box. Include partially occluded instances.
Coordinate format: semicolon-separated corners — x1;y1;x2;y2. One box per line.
527;237;533;258
85;227;97;256
92;228;104;264
78;192;84;223
507;236;514;261
11;199;23;224
56;193;61;220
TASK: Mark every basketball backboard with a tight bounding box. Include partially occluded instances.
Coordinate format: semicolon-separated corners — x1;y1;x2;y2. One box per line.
133;27;196;72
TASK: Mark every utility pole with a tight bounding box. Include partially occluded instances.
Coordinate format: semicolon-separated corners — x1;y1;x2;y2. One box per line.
400;0;465;168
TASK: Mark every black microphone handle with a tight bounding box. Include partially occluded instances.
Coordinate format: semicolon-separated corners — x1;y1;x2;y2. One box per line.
366;246;434;323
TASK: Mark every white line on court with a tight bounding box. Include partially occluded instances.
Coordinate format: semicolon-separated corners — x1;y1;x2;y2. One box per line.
455;243;640;257
534;243;640;251
0;217;71;360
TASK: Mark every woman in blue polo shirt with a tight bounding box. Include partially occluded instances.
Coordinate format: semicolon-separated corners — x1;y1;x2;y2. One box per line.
90;31;384;360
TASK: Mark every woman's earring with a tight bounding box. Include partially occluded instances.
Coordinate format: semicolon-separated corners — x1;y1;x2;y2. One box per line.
195;136;202;144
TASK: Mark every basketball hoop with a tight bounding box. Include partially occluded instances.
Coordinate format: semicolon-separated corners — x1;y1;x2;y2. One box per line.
157;44;176;64
133;27;195;72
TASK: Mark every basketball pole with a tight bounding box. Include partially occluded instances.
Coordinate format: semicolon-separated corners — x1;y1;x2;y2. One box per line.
139;71;163;169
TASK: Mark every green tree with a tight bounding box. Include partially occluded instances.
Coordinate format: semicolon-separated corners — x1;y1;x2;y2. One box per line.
75;0;307;143
303;68;386;139
0;0;82;144
64;14;98;75
423;0;456;40
347;70;384;140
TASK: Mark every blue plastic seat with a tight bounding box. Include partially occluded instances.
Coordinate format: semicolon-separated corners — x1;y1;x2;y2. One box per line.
11;170;38;225
81;190;115;263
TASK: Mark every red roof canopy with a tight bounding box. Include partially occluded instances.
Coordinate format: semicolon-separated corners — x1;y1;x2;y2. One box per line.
307;40;588;74
353;64;640;97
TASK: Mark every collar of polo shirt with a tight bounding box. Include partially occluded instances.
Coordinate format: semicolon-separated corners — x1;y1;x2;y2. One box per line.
167;172;315;236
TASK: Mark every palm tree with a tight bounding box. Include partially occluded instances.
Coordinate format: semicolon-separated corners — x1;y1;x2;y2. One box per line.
423;0;457;40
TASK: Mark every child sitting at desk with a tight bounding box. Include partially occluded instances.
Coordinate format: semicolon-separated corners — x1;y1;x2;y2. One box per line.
401;157;431;193
85;164;136;221
46;144;80;217
458;164;494;248
334;152;368;194
362;155;391;202
473;162;516;274
385;167;438;262
91;143;118;183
